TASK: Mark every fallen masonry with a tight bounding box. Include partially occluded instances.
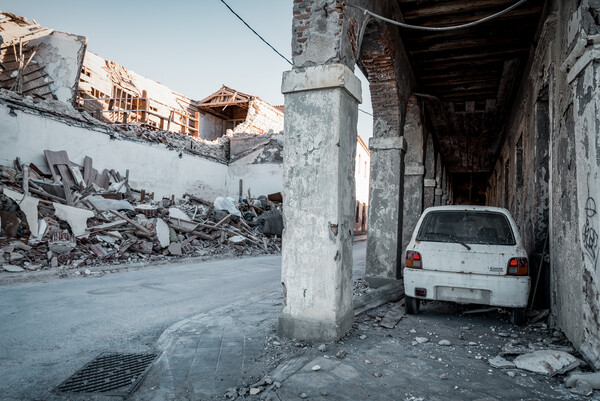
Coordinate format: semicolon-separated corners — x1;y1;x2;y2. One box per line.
0;154;282;277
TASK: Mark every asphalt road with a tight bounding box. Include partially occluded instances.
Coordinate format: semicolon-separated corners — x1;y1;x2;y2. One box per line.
0;241;367;400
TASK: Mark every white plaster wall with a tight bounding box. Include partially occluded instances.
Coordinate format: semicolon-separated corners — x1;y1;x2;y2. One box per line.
30;31;87;104
355;136;370;205
226;163;283;198
0;103;228;199
198;111;225;140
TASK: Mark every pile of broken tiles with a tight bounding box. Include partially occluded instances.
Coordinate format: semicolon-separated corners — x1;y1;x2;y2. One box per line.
0;154;282;276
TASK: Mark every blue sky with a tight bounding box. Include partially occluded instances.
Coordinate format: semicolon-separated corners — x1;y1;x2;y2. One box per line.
3;0;373;137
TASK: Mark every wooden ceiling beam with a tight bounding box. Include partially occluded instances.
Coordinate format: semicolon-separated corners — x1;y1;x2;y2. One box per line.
408;36;531;55
402;5;543;27
401;0;521;19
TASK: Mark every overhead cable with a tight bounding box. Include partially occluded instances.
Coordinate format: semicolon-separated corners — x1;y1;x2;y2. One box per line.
219;0;292;65
343;0;530;32
219;0;373;118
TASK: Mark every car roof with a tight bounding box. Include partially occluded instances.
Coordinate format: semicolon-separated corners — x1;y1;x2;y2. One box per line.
423;205;511;215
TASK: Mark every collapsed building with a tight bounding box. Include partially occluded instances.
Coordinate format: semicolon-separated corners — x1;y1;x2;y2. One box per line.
279;0;600;373
0;11;371;244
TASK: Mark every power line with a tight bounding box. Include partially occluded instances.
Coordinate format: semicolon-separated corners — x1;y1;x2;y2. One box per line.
219;0;373;118
219;0;292;65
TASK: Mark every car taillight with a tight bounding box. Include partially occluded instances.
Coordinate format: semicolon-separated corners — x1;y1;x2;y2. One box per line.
507;257;528;275
406;251;422;268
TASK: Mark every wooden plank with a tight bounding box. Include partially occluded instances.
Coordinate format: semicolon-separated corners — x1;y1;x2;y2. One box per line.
83;156;95;186
354;283;404;316
109;209;153;237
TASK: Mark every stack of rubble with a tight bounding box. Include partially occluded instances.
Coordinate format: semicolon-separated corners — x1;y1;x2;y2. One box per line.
0;152;282;274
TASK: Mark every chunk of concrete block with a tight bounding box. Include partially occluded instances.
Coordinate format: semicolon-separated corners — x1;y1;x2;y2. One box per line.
168;207;192;221
168;242;182;255
565;371;600;389
3;264;25;272
3;188;39;236
53;203;94;237
229;235;246;244
155;219;170;248
489;356;516;369
513;350;579;376
87;195;134;211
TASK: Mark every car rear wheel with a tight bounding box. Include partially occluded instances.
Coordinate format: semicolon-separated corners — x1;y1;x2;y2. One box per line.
510;307;527;326
405;296;420;314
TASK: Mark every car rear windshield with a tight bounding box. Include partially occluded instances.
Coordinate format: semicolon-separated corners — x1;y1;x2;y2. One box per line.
416;211;516;245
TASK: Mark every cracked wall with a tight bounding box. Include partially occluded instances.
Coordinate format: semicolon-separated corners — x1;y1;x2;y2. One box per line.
487;0;600;369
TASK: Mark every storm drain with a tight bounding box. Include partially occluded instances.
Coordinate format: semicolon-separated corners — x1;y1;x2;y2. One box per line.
56;352;158;396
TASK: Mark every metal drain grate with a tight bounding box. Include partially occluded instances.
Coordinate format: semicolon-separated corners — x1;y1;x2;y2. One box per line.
56;352;158;396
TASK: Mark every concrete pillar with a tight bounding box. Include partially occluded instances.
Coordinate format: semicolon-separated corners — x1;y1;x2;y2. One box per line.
441;166;449;205
424;133;436;208
401;96;425;257
365;132;407;287
434;152;443;206
278;64;361;341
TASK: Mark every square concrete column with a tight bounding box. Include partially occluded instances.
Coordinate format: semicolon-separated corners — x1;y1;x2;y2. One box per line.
365;136;407;287
402;164;424;256
278;64;361;341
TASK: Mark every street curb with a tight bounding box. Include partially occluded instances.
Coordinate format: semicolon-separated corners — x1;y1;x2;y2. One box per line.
0;251;280;286
156;283;405;352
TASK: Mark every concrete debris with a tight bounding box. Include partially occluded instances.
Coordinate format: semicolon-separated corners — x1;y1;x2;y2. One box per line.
379;302;405;329
336;350;347;359
415;337;429;344
311;365;321;371
2;264;24;272
155;219;170;248
0;158;282;275
317;344;327;352
488;356;516;369
570;379;594;396
53;203;94;237
438;340;452;346
228;235;246;244
168;242;182;256
565;372;600;390
87;195;134;212
214;196;242;217
513;350;579;376
3;188;39;236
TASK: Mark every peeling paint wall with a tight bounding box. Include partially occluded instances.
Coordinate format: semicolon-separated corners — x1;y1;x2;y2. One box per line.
567;0;600;369
29;31;87;104
486;0;600;369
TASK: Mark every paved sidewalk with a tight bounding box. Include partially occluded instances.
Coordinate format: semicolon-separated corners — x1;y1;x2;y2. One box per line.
136;298;598;401
132;291;282;400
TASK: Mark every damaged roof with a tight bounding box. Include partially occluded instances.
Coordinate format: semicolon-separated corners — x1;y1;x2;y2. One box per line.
0;12;55;99
197;85;255;120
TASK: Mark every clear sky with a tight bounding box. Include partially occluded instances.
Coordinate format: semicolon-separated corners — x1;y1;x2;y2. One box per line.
3;0;373;138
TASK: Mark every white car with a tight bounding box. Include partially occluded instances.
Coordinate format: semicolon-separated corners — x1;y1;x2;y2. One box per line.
403;205;530;325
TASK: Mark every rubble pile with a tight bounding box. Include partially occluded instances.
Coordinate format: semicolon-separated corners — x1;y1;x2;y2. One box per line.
0;153;282;275
119;125;229;163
